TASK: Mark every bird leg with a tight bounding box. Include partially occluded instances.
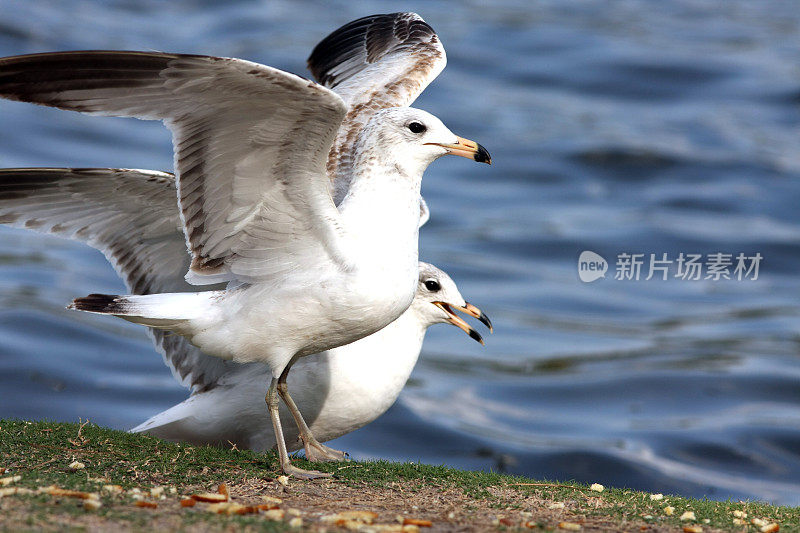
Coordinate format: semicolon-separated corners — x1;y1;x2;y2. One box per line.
265;377;332;479
277;367;350;463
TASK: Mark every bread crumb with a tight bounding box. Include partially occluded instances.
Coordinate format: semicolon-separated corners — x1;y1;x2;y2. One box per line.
0;487;35;498
263;509;286;521
0;475;21;486
83;498;102;511
135;500;157;509
404;518;432;527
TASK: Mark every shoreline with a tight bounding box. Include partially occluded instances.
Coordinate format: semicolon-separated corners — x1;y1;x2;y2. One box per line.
0;419;796;532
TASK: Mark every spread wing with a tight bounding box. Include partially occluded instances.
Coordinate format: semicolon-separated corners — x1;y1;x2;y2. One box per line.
0;51;350;285
308;12;447;204
0;168;244;393
0;168;184;294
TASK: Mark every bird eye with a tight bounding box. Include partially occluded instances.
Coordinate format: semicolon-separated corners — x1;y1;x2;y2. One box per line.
408;121;426;134
424;279;440;292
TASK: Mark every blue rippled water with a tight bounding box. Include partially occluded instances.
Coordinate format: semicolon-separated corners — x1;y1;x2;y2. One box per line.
1;0;799;505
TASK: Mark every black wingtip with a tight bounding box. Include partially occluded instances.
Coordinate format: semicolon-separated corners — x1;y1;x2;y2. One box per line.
474;143;491;165
307;12;436;87
68;293;122;313
0;51;177;110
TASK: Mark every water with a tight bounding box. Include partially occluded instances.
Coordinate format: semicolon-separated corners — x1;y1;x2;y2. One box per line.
1;0;799;505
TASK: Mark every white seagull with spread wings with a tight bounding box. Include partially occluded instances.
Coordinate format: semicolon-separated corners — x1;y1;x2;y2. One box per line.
0;12;490;478
0;169;490;459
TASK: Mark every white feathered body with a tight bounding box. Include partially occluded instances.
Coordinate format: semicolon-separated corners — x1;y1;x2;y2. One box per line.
116;165;422;375
0;50;468;381
132;306;427;450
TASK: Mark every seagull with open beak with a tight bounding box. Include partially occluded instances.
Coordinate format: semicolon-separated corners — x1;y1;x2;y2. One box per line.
133;262;492;459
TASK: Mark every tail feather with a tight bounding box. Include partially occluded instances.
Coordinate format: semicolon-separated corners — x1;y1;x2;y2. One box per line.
68;291;218;331
68;293;128;313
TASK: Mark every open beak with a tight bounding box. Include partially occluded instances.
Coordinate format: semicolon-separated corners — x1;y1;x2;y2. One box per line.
461;302;493;333
432;301;493;345
426;136;491;164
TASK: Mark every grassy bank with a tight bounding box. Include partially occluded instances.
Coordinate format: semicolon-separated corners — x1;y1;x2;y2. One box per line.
0;419;796;532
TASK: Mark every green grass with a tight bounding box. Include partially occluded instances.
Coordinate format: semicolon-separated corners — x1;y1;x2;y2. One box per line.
1;419;798;531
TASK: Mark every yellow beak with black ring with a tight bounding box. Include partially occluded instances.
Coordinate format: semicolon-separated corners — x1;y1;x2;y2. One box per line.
426;136;491;164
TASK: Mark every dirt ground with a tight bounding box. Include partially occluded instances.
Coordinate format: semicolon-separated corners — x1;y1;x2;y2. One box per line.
0;474;709;532
0;421;742;532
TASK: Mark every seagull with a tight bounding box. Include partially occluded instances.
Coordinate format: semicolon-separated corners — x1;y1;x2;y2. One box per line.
133;262;492;456
0;13;485;459
0;16;490;477
0;167;490;460
306;12;455;206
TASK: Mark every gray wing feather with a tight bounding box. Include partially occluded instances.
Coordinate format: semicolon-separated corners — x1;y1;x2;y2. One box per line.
308;12;446;204
0;168;240;392
0;51;350;285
